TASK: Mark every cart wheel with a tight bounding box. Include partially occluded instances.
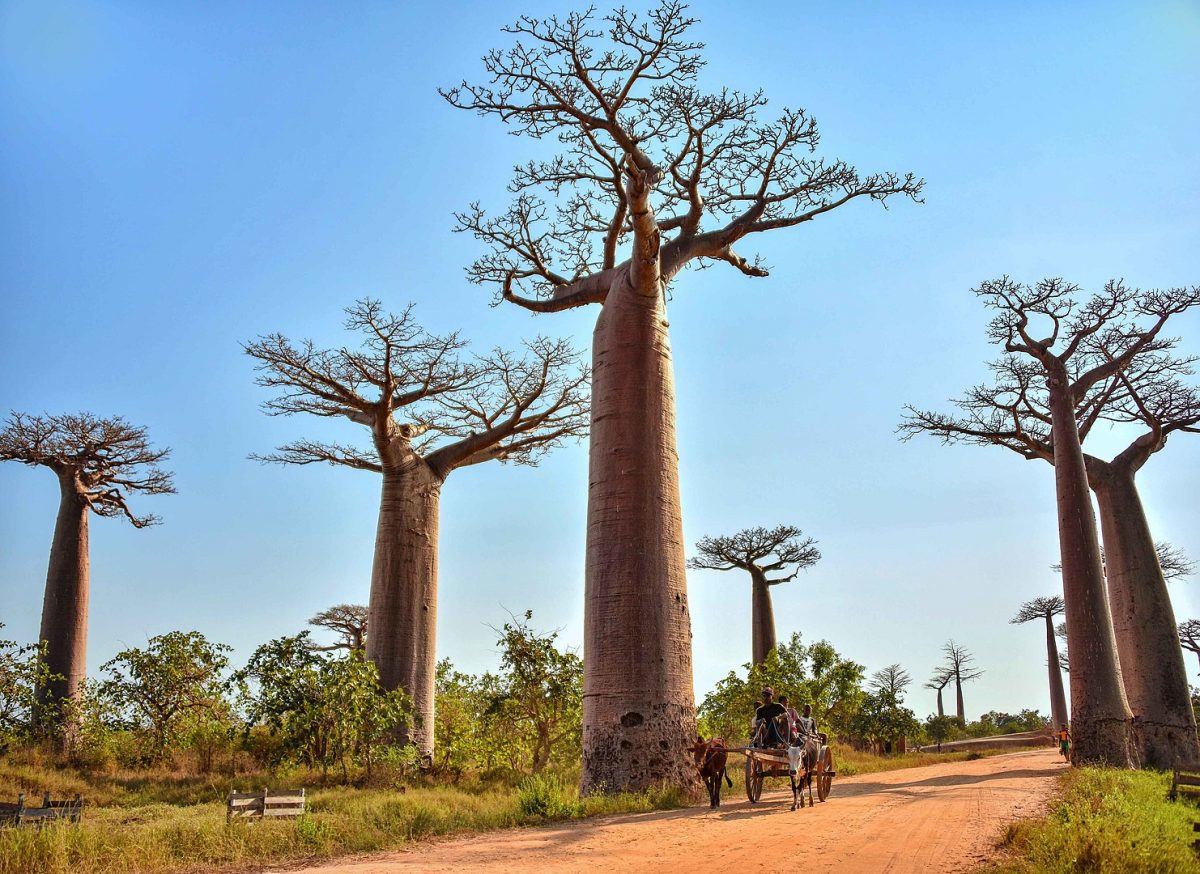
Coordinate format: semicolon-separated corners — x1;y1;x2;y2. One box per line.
817;748;833;802
745;756;763;803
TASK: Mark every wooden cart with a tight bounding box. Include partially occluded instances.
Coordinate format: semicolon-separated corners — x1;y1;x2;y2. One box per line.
729;743;835;808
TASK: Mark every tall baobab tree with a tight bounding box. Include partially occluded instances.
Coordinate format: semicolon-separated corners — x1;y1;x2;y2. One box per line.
924;668;953;718
870;664;913;699
1011;597;1069;730
1180;620;1200;673
247;300;588;755
444;2;922;794
940;641;983;723
687;525;820;665
307;604;368;652
902;277;1200;765
0;413;174;726
902;317;1200;767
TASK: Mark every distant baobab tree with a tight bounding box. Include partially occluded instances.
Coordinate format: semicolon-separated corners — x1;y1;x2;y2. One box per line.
687;525;820;665
0;412;174;728
902;277;1200;766
247;300;588;755
1011;597;1069;730
1056;621;1070;673
870;664;913;699
443;1;922;794
924;668;953;718
307;604;368;652
1180;620;1200;672
940;641;982;723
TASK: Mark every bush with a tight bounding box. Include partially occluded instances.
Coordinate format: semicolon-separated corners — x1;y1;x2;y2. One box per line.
992;767;1197;873
516;773;583;819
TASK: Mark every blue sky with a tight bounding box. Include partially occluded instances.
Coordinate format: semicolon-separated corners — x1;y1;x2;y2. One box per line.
2;0;1198;721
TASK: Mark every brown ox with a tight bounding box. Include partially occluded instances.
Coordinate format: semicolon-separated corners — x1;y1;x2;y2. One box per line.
692;736;733;809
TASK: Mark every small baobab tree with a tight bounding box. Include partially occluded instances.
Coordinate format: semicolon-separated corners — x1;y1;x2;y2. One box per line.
1180;620;1200;673
924;668;953;719
1011;597;1069;730
307;604;368;652
687;525;820;665
902;277;1200;765
870;664;913;698
444;1;922;794
940;641;983;723
0;413;174;729
247;300;588;755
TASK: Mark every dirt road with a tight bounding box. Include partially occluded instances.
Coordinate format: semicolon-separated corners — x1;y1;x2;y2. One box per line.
285;749;1064;874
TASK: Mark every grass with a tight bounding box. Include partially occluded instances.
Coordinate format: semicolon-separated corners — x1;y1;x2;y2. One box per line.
988;766;1199;873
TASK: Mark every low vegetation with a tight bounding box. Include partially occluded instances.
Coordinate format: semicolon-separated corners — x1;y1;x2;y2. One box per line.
991;767;1198;873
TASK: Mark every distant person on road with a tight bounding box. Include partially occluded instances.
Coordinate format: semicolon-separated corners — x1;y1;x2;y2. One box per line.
1058;723;1071;761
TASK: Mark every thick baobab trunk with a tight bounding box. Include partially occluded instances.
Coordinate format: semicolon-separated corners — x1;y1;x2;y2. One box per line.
35;476;90;725
935;687;944;718
1090;465;1199;768
749;567;777;665
365;460;441;757
1047;379;1137;766
582;280;699;796
1044;614;1069;731
954;675;965;723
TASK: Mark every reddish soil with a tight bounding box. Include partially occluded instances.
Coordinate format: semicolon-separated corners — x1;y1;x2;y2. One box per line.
283;749;1065;873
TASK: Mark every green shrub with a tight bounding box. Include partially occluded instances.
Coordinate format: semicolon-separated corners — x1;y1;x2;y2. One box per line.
991;767;1197;873
516;773;583;819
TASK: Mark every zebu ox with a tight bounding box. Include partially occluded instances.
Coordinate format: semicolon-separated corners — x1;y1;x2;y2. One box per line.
786;731;822;809
692;737;734;808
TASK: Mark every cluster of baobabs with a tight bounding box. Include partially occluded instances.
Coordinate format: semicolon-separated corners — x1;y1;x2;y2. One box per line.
2;2;1198;793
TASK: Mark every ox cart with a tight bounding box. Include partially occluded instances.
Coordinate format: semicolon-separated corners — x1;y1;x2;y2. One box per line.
727;737;835;810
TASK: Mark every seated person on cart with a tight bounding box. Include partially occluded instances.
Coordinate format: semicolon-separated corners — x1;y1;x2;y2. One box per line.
752;687;789;748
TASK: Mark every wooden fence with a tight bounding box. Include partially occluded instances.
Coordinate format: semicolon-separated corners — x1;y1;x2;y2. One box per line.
0;793;83;828
226;788;306;822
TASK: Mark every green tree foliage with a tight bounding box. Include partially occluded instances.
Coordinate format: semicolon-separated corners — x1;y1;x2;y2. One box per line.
100;631;231;762
234;632;412;778
491;611;583;774
923;713;957;750
847;689;919;750
697;634;865;742
0;626;59;750
969;709;1047;736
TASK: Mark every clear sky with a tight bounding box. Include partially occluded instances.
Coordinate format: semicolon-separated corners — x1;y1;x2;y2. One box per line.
2;0;1198;721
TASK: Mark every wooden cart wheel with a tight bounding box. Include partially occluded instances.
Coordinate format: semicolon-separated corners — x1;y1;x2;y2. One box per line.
745;756;764;803
817;748;833;802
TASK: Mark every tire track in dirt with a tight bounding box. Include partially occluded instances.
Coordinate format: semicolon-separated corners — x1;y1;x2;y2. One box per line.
282;749;1064;874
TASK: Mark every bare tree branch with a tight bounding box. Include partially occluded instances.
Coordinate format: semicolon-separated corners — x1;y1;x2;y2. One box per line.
0;412;175;527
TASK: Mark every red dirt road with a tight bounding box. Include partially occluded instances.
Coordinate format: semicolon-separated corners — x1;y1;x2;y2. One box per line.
285;749;1064;874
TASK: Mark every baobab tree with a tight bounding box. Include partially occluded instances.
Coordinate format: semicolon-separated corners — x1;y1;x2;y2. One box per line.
247;300;588;755
1056;621;1071;673
1011;597;1069;730
924;668;953;718
444;2;922;794
307;604;368;652
0;412;174;727
1180;620;1200;673
902;277;1200;765
687;525;820;665
940;641;982;723
902;301;1200;767
870;664;913;698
